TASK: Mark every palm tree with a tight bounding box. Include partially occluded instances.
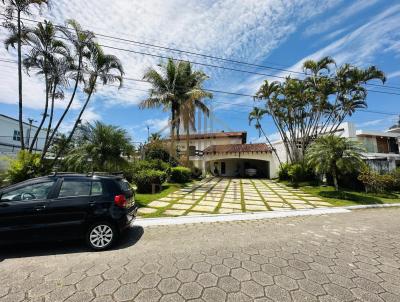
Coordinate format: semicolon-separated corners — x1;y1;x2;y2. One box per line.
23;20;69;152
41;57;71;160
150;132;162;141
2;0;50;150
64;122;133;172
306;134;365;190
45;19;95;154
178;63;212;164
52;43;124;165
140;59;211;158
248;107;282;166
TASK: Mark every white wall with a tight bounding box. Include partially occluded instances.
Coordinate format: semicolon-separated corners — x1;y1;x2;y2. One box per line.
0;115;46;154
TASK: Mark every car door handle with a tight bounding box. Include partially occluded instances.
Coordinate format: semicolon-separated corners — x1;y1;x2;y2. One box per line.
89;201;96;206
34;205;46;211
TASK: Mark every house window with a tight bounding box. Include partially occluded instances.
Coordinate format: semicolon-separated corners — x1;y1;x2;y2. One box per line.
189;146;196;156
13;130;21;141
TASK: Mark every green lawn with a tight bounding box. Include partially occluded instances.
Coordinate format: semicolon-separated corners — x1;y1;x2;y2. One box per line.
134;182;191;208
282;181;400;207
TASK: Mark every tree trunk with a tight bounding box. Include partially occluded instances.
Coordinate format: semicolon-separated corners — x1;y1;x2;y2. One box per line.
29;70;50;152
41;82;56;160
332;166;339;191
185;126;190;166
17;10;25;150
44;56;83;155
260;126;283;166
51;84;95;167
170;108;176;159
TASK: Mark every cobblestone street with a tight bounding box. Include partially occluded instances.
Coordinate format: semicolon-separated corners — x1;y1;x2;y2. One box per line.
1;208;400;302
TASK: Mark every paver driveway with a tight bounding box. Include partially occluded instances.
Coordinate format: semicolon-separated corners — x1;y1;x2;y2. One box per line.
139;177;332;216
0;208;399;301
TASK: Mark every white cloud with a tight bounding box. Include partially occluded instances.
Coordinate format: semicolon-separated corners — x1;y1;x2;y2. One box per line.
250;131;281;144
304;0;380;37
144;117;170;134
0;0;341;113
231;4;400;100
388;70;400;79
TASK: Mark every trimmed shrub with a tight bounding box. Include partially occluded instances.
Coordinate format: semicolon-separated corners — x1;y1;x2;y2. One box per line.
170;166;191;183
6;150;42;184
358;167;396;193
132;169;167;193
288;163;304;186
124;159;171;182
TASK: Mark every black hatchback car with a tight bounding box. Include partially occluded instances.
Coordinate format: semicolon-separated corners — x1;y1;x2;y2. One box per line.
0;173;137;250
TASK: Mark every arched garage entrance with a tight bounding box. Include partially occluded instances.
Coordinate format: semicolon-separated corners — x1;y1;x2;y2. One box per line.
206;158;270;178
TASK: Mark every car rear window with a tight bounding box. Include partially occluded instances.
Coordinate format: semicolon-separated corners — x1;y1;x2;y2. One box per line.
118;179;131;192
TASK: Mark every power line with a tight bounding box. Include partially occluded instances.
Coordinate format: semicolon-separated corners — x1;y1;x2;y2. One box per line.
1;11;400;92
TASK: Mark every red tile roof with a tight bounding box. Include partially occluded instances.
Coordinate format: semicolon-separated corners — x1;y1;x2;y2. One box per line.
203;143;271;154
165;131;247;143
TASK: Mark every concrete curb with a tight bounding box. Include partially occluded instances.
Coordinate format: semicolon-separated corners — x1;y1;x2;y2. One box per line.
135;207;351;227
343;203;400;210
135;203;400;227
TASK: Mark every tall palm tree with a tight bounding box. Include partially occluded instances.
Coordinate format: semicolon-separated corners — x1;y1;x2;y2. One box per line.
64;121;133;172
178;63;212;164
2;0;50;150
23;20;69;152
41;57;71;160
45;19;95;153
52;43;124;165
306;134;365;190
249;107;282;166
140;59;211;158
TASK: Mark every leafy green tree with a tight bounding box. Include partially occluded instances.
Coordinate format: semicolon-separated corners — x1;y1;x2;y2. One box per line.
63;122;133;172
53;43;124;165
306;135;365;190
255;57;385;163
22;20;69;152
2;0;50;150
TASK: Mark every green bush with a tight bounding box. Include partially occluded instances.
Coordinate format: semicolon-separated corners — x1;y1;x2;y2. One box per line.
132;169;167;193
278;163;290;181
358;167;396;193
125;159;171;182
391;168;400;190
191;166;203;179
288;163;304;186
6;150;42;184
170;166;191;183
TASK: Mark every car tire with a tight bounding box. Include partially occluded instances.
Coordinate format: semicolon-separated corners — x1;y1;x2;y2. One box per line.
86;222;117;251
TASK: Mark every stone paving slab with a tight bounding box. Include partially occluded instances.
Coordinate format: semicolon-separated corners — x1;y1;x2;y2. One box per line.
139;178;334;217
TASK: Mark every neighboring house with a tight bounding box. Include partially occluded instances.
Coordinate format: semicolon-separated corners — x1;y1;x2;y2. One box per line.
0;114;46;156
271;121;400;174
170;131;277;178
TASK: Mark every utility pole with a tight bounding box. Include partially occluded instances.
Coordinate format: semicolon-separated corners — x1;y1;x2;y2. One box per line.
26;118;37;147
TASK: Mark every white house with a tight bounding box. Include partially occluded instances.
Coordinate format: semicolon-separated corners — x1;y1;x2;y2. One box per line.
0;114;47;156
171;131;277;178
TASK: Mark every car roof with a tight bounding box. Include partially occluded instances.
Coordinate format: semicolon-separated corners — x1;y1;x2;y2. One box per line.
0;173;124;191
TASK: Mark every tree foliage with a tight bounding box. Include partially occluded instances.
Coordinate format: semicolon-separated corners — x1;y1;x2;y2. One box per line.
254;57;385;163
306;135;365;190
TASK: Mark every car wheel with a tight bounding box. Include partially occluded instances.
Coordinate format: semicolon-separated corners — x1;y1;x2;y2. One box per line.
86;222;116;251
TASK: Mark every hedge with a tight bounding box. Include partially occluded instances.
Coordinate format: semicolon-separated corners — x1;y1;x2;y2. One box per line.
132;169;167;193
170;166;191;183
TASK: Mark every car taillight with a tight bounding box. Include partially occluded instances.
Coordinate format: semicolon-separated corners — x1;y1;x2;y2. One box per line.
114;194;127;208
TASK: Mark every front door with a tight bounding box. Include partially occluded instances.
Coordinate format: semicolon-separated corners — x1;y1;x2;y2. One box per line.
0;180;56;243
221;162;226;175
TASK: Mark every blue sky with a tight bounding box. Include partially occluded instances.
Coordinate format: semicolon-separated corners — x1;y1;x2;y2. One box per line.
0;0;399;146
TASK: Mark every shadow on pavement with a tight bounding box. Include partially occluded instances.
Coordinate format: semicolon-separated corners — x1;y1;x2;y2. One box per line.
0;225;144;261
